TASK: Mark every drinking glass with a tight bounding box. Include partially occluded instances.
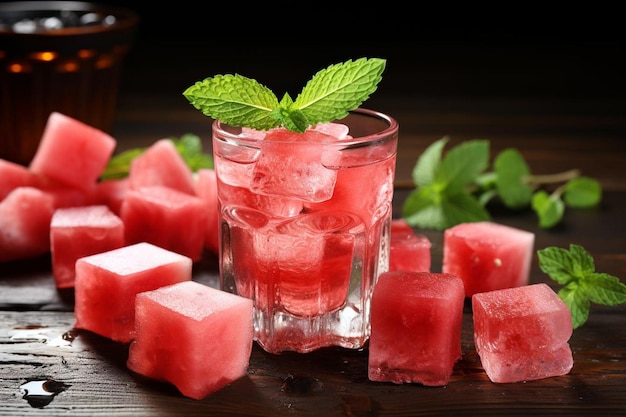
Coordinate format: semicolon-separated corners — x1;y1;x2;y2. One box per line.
213;108;398;354
0;1;138;165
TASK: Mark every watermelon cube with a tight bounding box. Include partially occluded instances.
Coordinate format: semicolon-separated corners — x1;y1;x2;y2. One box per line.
94;177;130;215
50;205;125;289
127;281;253;400
368;271;465;386
389;219;431;272
74;242;192;343
120;186;208;262
442;221;535;297
472;283;574;383
128;139;196;195
0;187;55;262
29;112;116;191
0;187;54;262
0;158;41;201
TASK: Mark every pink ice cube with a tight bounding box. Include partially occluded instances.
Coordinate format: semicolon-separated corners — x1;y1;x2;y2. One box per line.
442;221;535;297
250;128;340;202
128;139;196;195
472;283;574;383
74;242;192;343
29;112;116;191
389;219;432;272
120;186;208;262
50;205;125;289
0;187;54;262
369;271;465;386
126;281;253;400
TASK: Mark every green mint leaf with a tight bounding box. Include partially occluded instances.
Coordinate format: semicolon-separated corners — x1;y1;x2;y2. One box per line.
558;286;590;329
183;58;386;133
585;273;626;305
494;148;533;209
100;148;144;180
412;136;448;186
402;186;449;230
538;244;626;328
531;190;564;228
183;74;281;131
292;58;386;126
172;133;214;171
441;192;492;226
436;140;490;193
563;176;602;208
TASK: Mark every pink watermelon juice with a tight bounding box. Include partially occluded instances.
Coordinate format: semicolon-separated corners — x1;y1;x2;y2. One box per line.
213;109;398;354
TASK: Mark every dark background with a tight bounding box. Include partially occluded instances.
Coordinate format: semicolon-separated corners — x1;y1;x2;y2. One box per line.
104;1;626;105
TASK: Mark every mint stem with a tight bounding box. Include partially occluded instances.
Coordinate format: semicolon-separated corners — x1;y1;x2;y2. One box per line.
524;169;581;186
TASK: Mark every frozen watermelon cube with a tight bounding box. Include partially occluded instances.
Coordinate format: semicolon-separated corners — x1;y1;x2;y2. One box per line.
442;221;535;297
368;271;465;386
472;283;574;383
74;242;192;343
0;187;54;262
120;185;208;262
50;205;125;289
29;112;116;191
389;219;432;272
127;281;253;400
93;177;130;215
0;158;41;201
128;138;196;195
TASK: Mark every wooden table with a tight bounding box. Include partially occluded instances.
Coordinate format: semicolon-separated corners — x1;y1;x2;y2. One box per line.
1;89;625;416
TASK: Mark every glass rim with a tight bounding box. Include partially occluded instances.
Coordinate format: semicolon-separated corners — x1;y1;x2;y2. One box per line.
0;1;139;36
212;107;398;147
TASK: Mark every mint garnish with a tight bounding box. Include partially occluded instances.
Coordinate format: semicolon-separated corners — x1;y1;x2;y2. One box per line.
538;244;626;329
402;137;602;230
182;57;386;133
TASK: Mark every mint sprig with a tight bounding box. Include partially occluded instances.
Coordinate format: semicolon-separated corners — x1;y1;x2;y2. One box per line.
538;244;626;328
402;137;602;230
182;58;386;133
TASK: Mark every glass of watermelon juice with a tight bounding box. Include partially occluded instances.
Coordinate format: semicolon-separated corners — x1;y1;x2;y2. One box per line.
213;108;398;354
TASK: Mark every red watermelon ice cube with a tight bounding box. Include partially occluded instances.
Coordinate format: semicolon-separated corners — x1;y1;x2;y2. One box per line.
0;158;41;201
442;221;535;297
128;138;196;195
93;177;130;215
369;271;465;386
389;219;431;272
0;187;54;262
126;281;253;400
472;283;574;383
50;205;125;289
74;242;192;343
120;185;208;262
29;112;116;191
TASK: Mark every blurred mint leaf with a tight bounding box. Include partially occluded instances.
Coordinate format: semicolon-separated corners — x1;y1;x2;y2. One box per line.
403;139;491;230
563;176;602;208
436;139;490;193
531;190;565;228
494;148;533;209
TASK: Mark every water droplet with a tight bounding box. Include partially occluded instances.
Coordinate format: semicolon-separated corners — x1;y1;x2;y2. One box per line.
19;378;70;408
